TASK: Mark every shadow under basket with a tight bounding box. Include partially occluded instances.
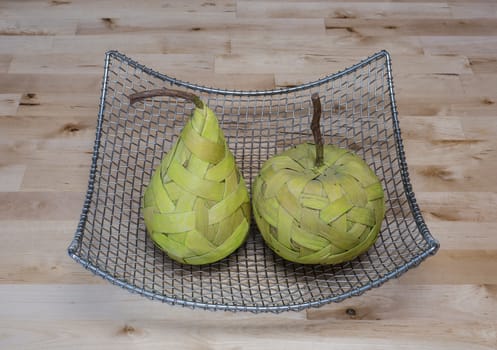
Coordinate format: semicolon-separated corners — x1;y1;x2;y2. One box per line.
68;50;439;312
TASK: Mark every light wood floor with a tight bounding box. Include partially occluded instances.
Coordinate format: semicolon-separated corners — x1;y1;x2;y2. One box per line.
1;1;496;349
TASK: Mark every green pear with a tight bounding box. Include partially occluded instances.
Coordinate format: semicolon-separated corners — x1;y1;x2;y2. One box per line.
130;88;250;265
252;93;385;265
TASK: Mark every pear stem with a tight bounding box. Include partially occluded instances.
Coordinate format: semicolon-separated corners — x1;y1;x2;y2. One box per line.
311;93;324;168
129;88;204;109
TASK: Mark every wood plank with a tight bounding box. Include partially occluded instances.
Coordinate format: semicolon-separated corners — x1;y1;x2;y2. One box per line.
0;284;495;323
20;161;92;192
400;116;466;140
0;17;77;36
460;116;497;139
417;192;497;222
0;73;101;94
0;142;94;165
0;113;97;156
15;93;98;118
0;192;84;220
51;32;231;55
393;74;496;116
8;54;105;75
8;53;214;75
396;95;497;117
0;36;53;54
0;148;94;191
402;136;494;168
0;164;26;192
306;284;497;323
324;18;497;36
423;220;497;250
399;116;497;141
0;93;20;116
399;116;497;192
0;54;12;73
1;318;494;350
0;0;236;18
0;284;495;349
0;220;102;284
460;74;497;98
408;163;497;192
468;57;497;74
449;2;497;19
398;250;497;284
75;15;323;35
394;74;466;98
236;1;452;19
421;36;497;56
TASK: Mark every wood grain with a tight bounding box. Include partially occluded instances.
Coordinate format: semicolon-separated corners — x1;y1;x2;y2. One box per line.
1;284;496;349
0;93;20;116
236;1;452;19
1;0;496;349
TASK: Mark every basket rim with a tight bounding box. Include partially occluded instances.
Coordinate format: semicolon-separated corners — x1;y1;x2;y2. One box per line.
68;49;440;313
105;49;390;96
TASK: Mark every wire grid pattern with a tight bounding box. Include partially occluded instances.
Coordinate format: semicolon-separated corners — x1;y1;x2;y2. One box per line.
68;50;439;312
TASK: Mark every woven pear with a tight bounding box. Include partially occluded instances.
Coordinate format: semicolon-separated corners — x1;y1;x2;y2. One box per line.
130;88;251;265
252;94;385;265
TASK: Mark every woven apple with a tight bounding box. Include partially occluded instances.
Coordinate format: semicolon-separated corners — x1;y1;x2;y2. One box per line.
252;93;385;265
129;88;250;265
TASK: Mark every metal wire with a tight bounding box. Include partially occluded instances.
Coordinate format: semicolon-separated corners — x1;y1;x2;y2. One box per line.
68;50;439;312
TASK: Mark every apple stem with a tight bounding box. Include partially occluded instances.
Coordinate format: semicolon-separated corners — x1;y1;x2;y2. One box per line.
129;87;204;109
311;93;324;168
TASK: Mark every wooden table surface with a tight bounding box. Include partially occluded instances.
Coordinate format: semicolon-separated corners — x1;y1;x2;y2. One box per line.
1;1;496;349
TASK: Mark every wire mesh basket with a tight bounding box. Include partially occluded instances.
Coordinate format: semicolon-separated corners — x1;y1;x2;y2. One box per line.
68;50;439;312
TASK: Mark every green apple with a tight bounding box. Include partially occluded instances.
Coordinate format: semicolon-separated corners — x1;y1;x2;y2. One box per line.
252;93;385;264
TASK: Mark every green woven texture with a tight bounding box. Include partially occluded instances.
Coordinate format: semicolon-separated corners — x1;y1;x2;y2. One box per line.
252;143;385;265
143;103;251;265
